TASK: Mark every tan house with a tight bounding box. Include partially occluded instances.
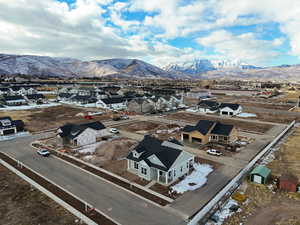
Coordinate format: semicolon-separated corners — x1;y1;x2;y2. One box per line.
181;120;238;145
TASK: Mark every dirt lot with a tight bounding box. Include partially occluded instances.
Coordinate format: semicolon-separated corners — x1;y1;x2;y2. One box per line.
268;125;300;179
241;102;293;111
224;182;300;225
166;112;273;133
0;165;83;225
116;121;182;140
0;105;112;132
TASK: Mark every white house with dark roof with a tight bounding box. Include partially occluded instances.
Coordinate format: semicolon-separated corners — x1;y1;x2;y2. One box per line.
4;95;27;106
0;117;24;136
197;100;220;114
57;121;109;146
219;103;243;116
127;135;194;185
96;97;127;110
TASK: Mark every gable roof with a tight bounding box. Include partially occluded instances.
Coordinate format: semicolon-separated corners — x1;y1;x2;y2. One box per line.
101;97;126;104
4;95;25;101
58;121;105;139
211;122;234;136
26;94;45;100
127;135;183;171
219;103;241;111
182;120;215;135
198;100;220;110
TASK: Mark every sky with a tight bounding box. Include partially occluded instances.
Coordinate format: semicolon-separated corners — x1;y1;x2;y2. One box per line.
0;0;300;67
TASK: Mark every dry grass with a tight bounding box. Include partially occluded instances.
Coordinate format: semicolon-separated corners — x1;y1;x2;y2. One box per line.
0;105;112;132
224;182;300;225
268;126;300;179
0;165;84;225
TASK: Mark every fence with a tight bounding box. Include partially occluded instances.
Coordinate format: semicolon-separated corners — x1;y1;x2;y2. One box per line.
188;120;296;225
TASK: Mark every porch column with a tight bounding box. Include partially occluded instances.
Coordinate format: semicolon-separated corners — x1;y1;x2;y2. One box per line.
157;169;160;182
165;171;168;185
127;160;130;170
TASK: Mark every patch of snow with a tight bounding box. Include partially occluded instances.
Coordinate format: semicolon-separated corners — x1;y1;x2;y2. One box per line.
206;199;240;225
0;103;60;111
0;132;30;141
237;113;257;118
171;163;213;194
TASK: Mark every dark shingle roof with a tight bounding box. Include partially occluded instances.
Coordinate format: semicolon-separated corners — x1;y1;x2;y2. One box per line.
58;93;73;98
26;94;45;100
210;122;234;136
4;95;25;101
127;135;182;171
198;100;220;110
58;121;105;139
219;103;241;110
182;120;215;135
101;97;126;104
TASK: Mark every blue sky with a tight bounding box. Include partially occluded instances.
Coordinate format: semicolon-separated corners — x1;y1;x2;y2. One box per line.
0;0;300;67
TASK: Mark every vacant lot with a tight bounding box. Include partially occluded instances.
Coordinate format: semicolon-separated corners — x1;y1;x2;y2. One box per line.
0;105;112;132
166;112;273;133
241;102;293;111
268;125;300;179
224;183;300;225
0;165;83;225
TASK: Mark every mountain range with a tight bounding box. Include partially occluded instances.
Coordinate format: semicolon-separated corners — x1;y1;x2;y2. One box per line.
0;53;300;80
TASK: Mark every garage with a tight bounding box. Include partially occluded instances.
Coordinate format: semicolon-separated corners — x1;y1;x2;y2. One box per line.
192;137;202;143
3;128;16;135
253;175;262;183
182;133;189;140
221;111;229;115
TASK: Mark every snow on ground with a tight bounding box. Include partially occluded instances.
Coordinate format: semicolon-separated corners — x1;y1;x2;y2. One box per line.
186;108;198;113
0;103;60;111
206;199;240;225
237;113;257;118
171;163;213;194
0;132;30;141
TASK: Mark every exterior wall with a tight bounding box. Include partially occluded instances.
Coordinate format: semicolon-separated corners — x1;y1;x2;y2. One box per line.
279;181;297;192
229;127;238;143
220;106;242;116
0;126;17;135
182;131;209;144
73;128;97;146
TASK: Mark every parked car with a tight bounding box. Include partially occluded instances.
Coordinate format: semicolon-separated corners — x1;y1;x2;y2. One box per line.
37;149;50;157
110;128;119;134
209;214;219;223
206;149;222;156
120;115;129;120
229;204;240;212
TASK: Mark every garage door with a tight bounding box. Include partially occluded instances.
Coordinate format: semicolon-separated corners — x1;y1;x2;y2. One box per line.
192;137;202;143
3;129;15;135
182;134;189;140
221;111;229;115
253;175;262;184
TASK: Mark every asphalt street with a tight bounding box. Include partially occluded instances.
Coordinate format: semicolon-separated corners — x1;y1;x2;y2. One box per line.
0;134;186;225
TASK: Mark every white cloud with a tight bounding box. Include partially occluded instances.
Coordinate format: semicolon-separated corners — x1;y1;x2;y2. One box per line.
197;30;278;65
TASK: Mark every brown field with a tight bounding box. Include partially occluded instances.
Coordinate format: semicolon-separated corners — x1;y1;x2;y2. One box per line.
0;165;83;225
241;102;293;111
268;126;300;179
224;183;300;225
0;105;112;132
166;112;273;133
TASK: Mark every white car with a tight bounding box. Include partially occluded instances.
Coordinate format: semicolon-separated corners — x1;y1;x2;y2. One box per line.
37;149;50;157
110;128;119;134
206;149;222;156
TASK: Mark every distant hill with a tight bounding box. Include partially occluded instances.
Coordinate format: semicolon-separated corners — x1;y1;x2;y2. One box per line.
1;53;300;80
0;54;188;79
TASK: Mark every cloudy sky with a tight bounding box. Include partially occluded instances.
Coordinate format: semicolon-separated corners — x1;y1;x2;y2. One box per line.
0;0;300;67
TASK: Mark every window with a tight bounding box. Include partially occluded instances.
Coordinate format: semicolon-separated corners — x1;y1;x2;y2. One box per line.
180;166;183;172
224;137;228;141
174;170;176;177
168;171;172;177
159;171;163;176
141;167;147;175
134;162;139;170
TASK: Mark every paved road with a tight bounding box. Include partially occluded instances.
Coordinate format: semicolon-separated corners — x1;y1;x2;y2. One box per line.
0;134;186;225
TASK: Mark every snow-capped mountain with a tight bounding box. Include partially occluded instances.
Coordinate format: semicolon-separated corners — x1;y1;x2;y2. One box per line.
163;59;260;74
0;54;183;79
